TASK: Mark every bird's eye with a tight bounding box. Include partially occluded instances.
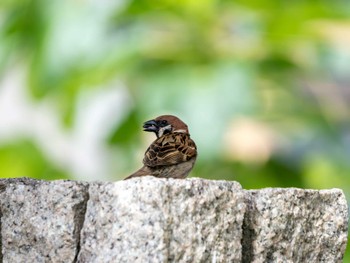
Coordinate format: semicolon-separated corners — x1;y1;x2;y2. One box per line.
161;120;167;125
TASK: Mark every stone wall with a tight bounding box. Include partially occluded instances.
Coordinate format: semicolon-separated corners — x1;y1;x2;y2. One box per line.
0;177;348;262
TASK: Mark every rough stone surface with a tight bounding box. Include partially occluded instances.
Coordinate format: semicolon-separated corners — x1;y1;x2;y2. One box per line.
0;178;89;263
166;179;245;262
0;177;348;263
242;188;348;263
77;177;245;263
0;182;4;263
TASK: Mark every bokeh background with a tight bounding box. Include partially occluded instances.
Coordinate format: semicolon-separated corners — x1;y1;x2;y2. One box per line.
1;0;349;259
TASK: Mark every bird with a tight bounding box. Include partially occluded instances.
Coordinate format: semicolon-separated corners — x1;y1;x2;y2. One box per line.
124;115;197;180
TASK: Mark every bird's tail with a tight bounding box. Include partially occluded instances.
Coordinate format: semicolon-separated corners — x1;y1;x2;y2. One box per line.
124;166;151;180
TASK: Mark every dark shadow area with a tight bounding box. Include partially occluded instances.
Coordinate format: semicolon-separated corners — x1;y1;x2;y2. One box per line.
0;180;5;263
73;185;90;263
241;192;256;263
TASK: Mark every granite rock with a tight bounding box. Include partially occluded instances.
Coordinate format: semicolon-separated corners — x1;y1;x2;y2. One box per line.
0;178;348;263
77;177;245;263
166;178;245;262
242;188;348;263
0;183;3;263
0;178;89;263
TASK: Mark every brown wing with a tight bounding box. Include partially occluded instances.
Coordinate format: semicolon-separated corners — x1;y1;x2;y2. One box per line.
143;133;197;167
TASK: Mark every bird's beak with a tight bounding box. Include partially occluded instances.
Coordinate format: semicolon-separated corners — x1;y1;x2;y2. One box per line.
143;119;159;132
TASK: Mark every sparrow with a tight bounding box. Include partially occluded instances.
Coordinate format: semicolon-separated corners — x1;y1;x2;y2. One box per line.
124;115;197;180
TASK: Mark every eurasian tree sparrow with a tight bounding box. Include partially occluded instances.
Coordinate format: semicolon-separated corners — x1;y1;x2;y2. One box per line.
125;115;197;180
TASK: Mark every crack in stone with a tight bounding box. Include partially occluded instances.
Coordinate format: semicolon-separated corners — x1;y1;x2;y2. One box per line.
241;191;256;263
0;203;3;263
0;180;6;263
73;184;90;263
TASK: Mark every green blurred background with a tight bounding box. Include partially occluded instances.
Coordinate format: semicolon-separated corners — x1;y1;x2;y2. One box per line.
0;0;349;259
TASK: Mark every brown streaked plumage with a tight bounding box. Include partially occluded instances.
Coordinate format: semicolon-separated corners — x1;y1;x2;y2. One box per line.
124;115;197;180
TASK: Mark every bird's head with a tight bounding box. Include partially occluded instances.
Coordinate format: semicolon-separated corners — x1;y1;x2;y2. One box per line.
143;115;189;138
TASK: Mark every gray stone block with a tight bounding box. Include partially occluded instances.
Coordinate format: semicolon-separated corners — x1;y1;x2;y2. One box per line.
0;178;347;263
242;188;348;263
167;178;245;262
0;182;4;263
0;178;89;263
77;177;245;263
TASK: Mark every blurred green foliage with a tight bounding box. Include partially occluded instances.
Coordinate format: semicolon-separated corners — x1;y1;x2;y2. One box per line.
0;140;68;179
1;0;350;259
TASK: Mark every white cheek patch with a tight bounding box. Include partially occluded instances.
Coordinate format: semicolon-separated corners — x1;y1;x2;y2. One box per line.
158;125;172;137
